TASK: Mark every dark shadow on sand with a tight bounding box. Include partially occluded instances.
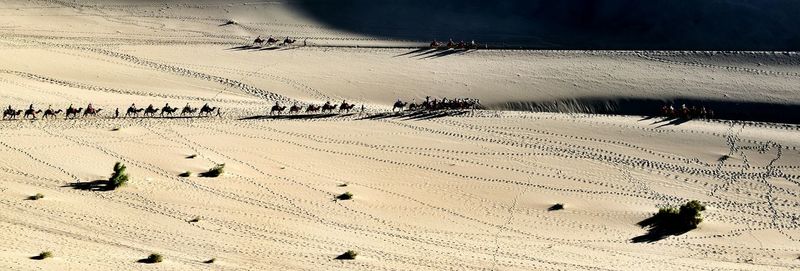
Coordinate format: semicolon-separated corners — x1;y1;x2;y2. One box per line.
64;180;114;192
498;97;800;125
631;216;693;243
240;114;340;120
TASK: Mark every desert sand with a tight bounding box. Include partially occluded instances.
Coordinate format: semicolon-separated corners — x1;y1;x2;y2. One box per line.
0;1;799;270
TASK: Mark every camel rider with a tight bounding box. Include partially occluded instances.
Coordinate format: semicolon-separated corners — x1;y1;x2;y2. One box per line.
130;103;136;110
29;104;34;111
147;104;154;111
68;104;74;112
87;103;94;113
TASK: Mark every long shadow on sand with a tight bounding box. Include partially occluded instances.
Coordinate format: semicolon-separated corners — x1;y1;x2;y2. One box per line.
357;110;470;121
631;216;693;243
64;180;114;192
240;114;340;120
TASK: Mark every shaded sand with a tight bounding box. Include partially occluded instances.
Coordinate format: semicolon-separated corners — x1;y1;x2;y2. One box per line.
0;1;799;270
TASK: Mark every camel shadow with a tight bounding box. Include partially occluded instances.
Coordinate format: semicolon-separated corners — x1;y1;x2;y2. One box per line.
239;114;339;120
421;49;467;59
64;180;114;192
226;45;259;51
631;216;692;243
394;48;431;58
655;117;691;128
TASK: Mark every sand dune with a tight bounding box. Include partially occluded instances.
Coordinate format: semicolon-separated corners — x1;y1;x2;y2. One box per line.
0;1;799;270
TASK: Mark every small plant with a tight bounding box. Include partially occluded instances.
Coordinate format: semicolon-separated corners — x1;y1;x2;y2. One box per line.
186;154;197;159
32;251;53;260
28;193;45;200
108;162;129;189
200;164;225;177
204;258;216;264
634;200;707;242
338;183;348;187
179;171;192;177
336;250;358;260
111;127;120;131
548;203;564;211
188;217;201;223
143;253;163;264
336;192;353;201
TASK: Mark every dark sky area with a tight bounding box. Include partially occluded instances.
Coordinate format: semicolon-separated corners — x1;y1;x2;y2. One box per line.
291;0;800;50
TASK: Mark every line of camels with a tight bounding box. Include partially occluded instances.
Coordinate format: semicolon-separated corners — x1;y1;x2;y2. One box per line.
2;103;220;120
269;101;358;115
3;98;481;120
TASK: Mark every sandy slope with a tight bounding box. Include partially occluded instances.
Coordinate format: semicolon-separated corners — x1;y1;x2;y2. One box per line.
0;1;799;270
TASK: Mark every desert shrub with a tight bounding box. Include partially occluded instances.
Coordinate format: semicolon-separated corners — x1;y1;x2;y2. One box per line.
188;217;200;223
33;251;53;260
186;154;197;159
144;253;163;263
650;201;706;230
336;250;358;260
109;162;129;189
29;193;45;200
336;192;353;200
200;164;225;177
338;183;349;187
179;171;192;177
204;258;216;264
548;203;564;211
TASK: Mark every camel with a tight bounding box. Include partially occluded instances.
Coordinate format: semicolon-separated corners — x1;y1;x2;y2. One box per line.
181;106;197;116
24;109;42;119
339;102;356;113
199;105;218;117
3;109;22;120
270;105;287;115
83;108;102;117
321;103;338;113
43;109;62;119
161;106;179;117
65;107;83;119
306;105;321;113
126;107;144;118
281;37;296;46
143;106;159;117
289;104;302;114
253;36;265;46
392;101;407;112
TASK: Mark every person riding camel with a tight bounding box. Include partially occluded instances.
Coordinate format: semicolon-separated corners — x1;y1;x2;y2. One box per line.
147;104;154;111
68;104;74;112
129;103;136;111
87;103;94;113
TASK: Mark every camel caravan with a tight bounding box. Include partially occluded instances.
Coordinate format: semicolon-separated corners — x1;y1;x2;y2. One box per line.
252;35;302;48
392;96;482;112
2;103;221;120
429;38;484;50
659;104;715;120
269;100;360;115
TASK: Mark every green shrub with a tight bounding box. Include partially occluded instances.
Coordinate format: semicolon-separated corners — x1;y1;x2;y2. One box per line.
200;164;225;177
28;193;45;200
179;171;192;177
108;162;129;189
336;192;353;200
144;253;163;263
336;250;358;260
34;251;53;260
